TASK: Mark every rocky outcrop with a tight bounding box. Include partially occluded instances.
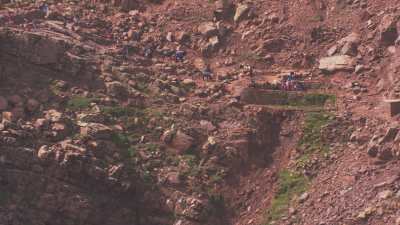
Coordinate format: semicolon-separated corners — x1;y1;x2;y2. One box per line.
319;55;356;73
162;129;194;154
378;14;399;45
198;22;218;38
234;3;250;23
0;28;96;78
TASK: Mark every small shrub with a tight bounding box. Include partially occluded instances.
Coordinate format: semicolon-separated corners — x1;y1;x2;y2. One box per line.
180;155;201;178
127;147;136;157
265;170;308;224
145;143;159;152
296;112;332;168
67;97;96;110
141;170;153;184
288;93;335;107
101;106;143;118
111;133;130;148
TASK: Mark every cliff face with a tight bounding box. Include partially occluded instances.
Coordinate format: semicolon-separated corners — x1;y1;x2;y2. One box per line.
1;0;400;225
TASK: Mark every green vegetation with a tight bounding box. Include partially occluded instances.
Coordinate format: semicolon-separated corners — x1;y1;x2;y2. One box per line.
67;97;97;110
296;112;332;168
111;132;130;148
101;106;144;118
249;91;335;109
288;93;335;107
210;173;224;184
311;14;323;22
144;143;160;152
264;112;333;224
180;154;201;178
265;170;308;224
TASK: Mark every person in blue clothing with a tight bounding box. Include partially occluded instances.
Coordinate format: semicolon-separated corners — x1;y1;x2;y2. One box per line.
39;2;49;16
288;71;295;81
175;49;186;62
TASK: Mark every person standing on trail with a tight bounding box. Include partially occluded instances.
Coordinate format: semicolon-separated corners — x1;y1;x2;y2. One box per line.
175;47;186;62
281;75;288;91
288;71;295;81
202;66;213;81
285;72;296;91
39;2;50;18
244;64;255;87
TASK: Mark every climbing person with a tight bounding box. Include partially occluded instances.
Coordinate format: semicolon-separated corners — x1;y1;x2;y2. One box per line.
175;47;186;62
202;67;212;81
39;2;49;18
288;71;295;81
281;75;288;91
286;72;296;91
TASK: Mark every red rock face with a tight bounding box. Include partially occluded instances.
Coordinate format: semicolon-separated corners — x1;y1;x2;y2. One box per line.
2;0;400;225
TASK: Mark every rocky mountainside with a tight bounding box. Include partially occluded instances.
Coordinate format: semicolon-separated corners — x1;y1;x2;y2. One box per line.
1;0;400;225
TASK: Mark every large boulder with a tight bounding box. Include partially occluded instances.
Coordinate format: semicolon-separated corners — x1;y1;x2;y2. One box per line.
338;32;360;56
174;196;208;221
164;130;194;154
0;31;67;65
234;3;250;23
198;22;218;38
214;0;233;21
44;109;63;122
215;0;231;12
106;81;129;98
319;55;356;73
201;36;220;55
378;14;398;45
262;38;285;52
80;123;114;139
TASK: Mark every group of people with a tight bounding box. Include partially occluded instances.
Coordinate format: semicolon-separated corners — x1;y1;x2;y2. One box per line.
254;72;306;91
280;72;304;91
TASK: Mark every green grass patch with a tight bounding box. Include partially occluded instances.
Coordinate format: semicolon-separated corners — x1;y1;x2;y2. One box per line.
296;112;332;168
67;97;97;111
245;91;335;109
288;93;335;107
101;106;144;118
265;170;308;224
111;132;130;148
264;112;333;224
180;154;201;178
